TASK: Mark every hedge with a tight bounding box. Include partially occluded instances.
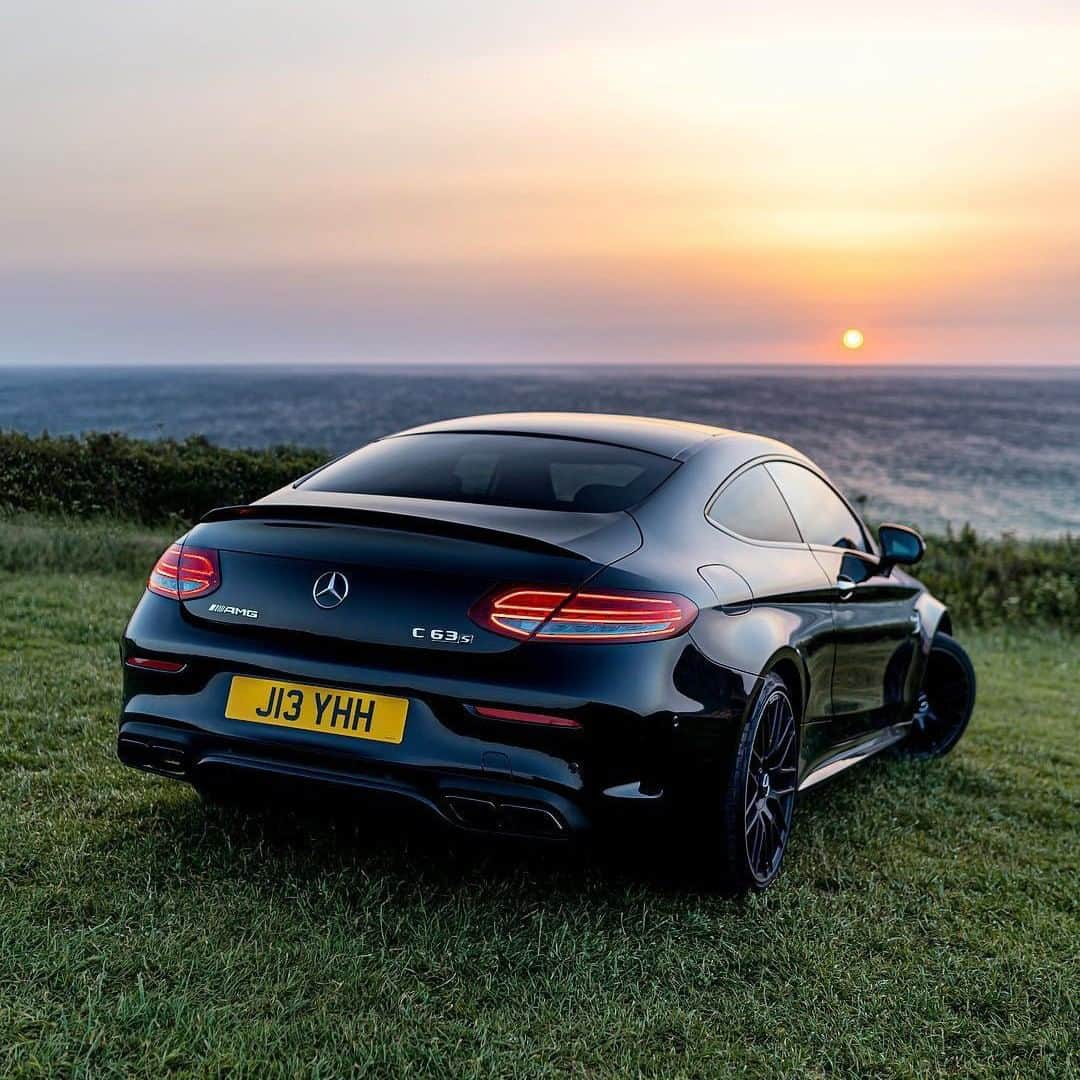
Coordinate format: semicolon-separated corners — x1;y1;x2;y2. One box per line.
0;431;326;525
913;525;1077;632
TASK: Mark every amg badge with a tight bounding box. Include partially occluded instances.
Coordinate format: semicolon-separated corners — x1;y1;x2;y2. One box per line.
208;603;260;619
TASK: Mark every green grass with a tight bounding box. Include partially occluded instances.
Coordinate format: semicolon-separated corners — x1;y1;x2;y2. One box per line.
1;569;1077;1078
0;511;176;576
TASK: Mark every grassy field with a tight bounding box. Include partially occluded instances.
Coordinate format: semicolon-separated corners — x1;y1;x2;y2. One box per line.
1;562;1077;1076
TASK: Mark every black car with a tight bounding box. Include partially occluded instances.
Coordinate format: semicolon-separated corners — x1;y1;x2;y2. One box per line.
119;413;976;890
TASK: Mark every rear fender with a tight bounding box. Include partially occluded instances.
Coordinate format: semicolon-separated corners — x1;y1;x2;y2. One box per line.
759;647;809;722
688;603;829;725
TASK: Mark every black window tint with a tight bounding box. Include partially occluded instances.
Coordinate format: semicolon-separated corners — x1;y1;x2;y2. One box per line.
452;452;499;495
766;461;867;551
550;462;644;503
302;433;678;512
708;465;802;543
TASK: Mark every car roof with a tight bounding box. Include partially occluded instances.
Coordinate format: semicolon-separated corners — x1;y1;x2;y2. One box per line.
386;412;740;460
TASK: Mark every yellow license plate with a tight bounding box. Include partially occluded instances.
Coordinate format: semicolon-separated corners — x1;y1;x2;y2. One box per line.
225;676;408;744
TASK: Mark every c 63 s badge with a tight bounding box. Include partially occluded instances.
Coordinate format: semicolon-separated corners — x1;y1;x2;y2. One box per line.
412;627;474;644
208;603;260;619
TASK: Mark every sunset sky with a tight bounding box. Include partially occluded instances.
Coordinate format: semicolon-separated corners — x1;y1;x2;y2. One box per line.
2;1;1078;366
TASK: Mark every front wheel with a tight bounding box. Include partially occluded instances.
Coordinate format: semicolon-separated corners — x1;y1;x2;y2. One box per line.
904;632;976;758
719;673;800;891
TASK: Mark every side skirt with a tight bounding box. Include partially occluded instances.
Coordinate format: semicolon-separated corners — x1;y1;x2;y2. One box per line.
798;724;909;791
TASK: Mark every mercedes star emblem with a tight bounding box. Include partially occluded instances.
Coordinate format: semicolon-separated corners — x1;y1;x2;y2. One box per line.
312;570;349;609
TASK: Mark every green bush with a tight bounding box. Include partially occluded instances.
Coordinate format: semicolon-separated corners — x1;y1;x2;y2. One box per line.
914;524;1078;632
0;431;326;525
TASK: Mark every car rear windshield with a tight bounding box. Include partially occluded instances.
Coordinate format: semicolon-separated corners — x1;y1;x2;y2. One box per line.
300;433;679;512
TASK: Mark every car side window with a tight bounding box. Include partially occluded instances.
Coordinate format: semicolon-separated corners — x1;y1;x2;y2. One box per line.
708;465;802;544
766;461;868;552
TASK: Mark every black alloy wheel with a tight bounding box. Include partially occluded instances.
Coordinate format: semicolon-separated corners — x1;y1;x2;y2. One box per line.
722;673;799;891
905;632;976;758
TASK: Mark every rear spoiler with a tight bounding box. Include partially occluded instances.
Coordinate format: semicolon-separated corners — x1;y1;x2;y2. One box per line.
199;503;590;561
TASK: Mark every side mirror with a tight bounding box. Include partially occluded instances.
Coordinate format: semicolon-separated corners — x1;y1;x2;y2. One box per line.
878;523;925;571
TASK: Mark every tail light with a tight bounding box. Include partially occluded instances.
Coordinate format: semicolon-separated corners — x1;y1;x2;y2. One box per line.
470;586;697;643
147;542;221;600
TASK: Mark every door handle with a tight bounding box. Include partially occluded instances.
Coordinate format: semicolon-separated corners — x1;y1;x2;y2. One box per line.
835;574;856;600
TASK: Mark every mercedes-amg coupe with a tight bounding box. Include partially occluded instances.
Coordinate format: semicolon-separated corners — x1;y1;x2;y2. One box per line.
119;413;976;890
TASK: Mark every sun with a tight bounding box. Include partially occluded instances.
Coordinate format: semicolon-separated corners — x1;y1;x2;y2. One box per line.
842;328;864;350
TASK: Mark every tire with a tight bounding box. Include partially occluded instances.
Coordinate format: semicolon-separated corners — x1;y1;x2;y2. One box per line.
904;632;976;758
718;673;800;892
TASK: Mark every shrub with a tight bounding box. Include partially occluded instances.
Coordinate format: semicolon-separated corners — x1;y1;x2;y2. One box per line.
0;431;326;525
913;524;1078;632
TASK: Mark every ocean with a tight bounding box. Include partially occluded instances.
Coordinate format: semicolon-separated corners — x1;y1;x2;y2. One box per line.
2;365;1077;538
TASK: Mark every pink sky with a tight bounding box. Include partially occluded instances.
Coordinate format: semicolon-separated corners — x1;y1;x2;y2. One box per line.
2;2;1078;366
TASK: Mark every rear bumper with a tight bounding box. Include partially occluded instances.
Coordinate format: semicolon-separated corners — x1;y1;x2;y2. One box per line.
118;592;758;838
118;719;584;837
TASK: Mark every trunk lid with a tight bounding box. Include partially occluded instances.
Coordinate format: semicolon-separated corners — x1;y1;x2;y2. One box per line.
179;496;641;655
